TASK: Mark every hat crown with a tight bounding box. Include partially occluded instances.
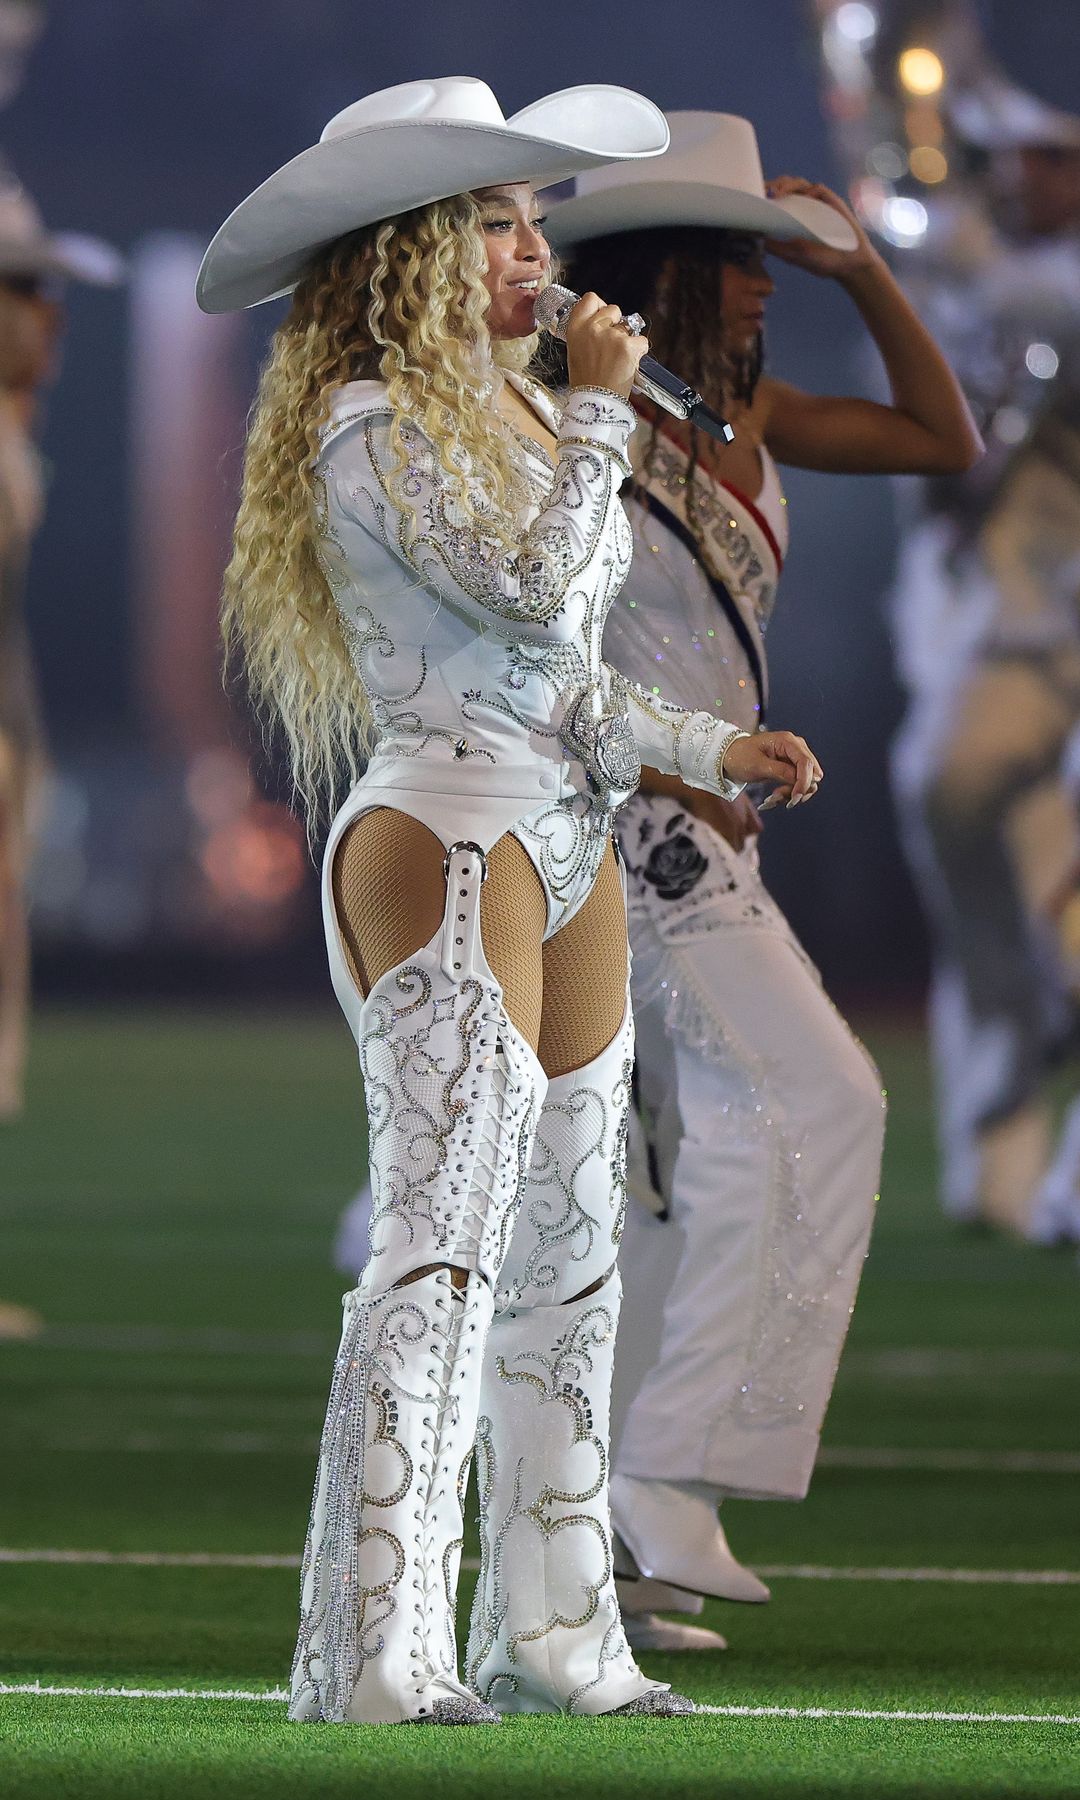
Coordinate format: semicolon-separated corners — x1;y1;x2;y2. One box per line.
0;177;44;251
571;111;766;202
321;76;506;143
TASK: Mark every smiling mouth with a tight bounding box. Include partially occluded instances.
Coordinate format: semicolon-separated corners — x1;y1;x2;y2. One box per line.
510;279;542;293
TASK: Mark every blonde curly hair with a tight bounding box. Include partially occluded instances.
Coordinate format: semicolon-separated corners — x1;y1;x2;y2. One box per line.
223;191;539;824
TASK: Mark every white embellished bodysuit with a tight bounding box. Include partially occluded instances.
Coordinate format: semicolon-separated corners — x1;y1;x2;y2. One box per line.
314;375;747;1034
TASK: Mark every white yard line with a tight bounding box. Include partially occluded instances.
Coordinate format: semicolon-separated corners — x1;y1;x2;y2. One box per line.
24;1333;1079;1379
818;1448;1080;1474
35;1326;333;1356
2;1683;1078;1725
844;1349;1080;1379
0;1549;300;1568
751;1564;1080;1587
21;1430;1080;1471
4;1549;1078;1586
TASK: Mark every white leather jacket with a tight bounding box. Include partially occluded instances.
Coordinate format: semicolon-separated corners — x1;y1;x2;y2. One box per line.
314;373;746;820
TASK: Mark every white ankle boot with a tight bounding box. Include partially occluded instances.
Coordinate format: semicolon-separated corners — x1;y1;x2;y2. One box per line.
614;1572;728;1652
467;1271;678;1714
610;1474;770;1605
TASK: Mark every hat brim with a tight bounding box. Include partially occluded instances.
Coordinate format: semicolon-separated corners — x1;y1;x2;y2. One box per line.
546;179;858;252
197;87;669;313
0;232;124;286
949;87;1080;152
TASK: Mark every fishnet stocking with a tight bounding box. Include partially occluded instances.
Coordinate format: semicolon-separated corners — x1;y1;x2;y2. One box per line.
331;813;629;1081
539;841;629;1078
330;808;546;1050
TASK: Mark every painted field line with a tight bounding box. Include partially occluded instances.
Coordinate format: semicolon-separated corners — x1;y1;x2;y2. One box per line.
819;1447;1080;1474
752;1565;1080;1587
4;1550;1078;1587
22;1332;1080;1381
0;1549;300;1569
2;1683;1079;1726
844;1349;1080;1379
35;1325;333;1357
25;1432;1080;1472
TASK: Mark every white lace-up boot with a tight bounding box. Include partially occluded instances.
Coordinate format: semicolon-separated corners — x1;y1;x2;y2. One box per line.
291;845;548;1723
467;1270;675;1713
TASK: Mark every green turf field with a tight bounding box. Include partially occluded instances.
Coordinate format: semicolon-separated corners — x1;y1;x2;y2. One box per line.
2;1008;1078;1798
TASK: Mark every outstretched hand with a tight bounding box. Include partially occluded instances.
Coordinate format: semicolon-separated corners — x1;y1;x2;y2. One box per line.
764;177;877;281
723;730;823;811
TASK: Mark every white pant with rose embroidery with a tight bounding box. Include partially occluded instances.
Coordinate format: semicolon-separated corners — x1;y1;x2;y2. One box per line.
610;792;885;1501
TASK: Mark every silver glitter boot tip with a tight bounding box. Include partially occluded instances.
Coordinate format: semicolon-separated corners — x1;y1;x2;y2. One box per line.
609;1690;698;1717
413;1696;503;1726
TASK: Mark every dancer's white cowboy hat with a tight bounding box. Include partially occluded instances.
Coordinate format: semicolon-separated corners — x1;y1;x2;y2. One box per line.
0;172;123;285
949;77;1080;153
196;75;670;314
545;111;858;251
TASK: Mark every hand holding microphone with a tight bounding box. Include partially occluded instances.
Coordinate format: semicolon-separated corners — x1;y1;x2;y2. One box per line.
557;289;649;400
535;283;735;445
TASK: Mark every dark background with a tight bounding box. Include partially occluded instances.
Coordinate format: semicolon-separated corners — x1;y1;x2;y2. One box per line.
3;0;1030;998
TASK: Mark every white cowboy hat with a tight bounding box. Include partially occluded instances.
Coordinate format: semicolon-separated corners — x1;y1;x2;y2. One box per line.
196;74;670;314
0;173;123;285
545;111;858;251
949;77;1080;153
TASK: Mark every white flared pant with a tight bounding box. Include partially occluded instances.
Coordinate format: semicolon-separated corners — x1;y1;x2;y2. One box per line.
612;796;885;1501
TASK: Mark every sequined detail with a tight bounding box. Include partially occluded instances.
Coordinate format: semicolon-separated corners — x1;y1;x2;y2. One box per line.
618;790;884;1456
611;1691;697;1717
359;953;540;1292
509;793;609;937
314;375;744;826
413;1696;502;1726
496;1001;635;1309
289;1270;492;1724
558;687;641;810
467;1279;656;1715
612;675;745;801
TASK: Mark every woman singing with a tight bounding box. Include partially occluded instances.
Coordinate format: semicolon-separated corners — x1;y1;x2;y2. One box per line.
199;79;823;1724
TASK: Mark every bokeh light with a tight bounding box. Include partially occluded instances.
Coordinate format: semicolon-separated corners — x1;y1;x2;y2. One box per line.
880;194;929;246
909;145;948;184
898;47;945;96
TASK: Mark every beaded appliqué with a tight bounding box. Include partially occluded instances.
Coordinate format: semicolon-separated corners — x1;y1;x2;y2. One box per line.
467;1297;628;1705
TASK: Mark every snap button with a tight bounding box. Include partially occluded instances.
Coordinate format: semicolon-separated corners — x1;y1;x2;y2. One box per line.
538;772;555;791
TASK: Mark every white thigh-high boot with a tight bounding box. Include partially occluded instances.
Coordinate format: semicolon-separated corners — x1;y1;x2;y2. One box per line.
467;1006;690;1716
290;844;548;1726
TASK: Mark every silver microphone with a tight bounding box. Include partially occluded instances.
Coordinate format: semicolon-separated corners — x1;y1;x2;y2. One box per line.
533;283;735;446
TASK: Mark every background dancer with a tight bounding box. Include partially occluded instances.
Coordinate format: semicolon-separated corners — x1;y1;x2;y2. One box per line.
813;0;1080;1241
549;109;980;1650
202;76;822;1725
0;172;117;1124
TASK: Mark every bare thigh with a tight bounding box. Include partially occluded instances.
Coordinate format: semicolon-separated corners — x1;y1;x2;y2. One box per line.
330;807;548;1051
539;839;628;1078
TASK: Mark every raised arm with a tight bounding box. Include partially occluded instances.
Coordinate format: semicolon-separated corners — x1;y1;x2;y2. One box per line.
760;179;983;476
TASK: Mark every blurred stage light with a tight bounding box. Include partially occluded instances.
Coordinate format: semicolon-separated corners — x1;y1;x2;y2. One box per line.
992;405;1029;445
185;747;254;828
909;145;948;184
1025;342;1060;380
867;142;908;180
201;806;306;909
834;2;877;43
880;195;929;246
898;47;945;96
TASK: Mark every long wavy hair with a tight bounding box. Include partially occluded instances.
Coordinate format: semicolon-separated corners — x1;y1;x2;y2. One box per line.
223;192;539;825
560;225;764;511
